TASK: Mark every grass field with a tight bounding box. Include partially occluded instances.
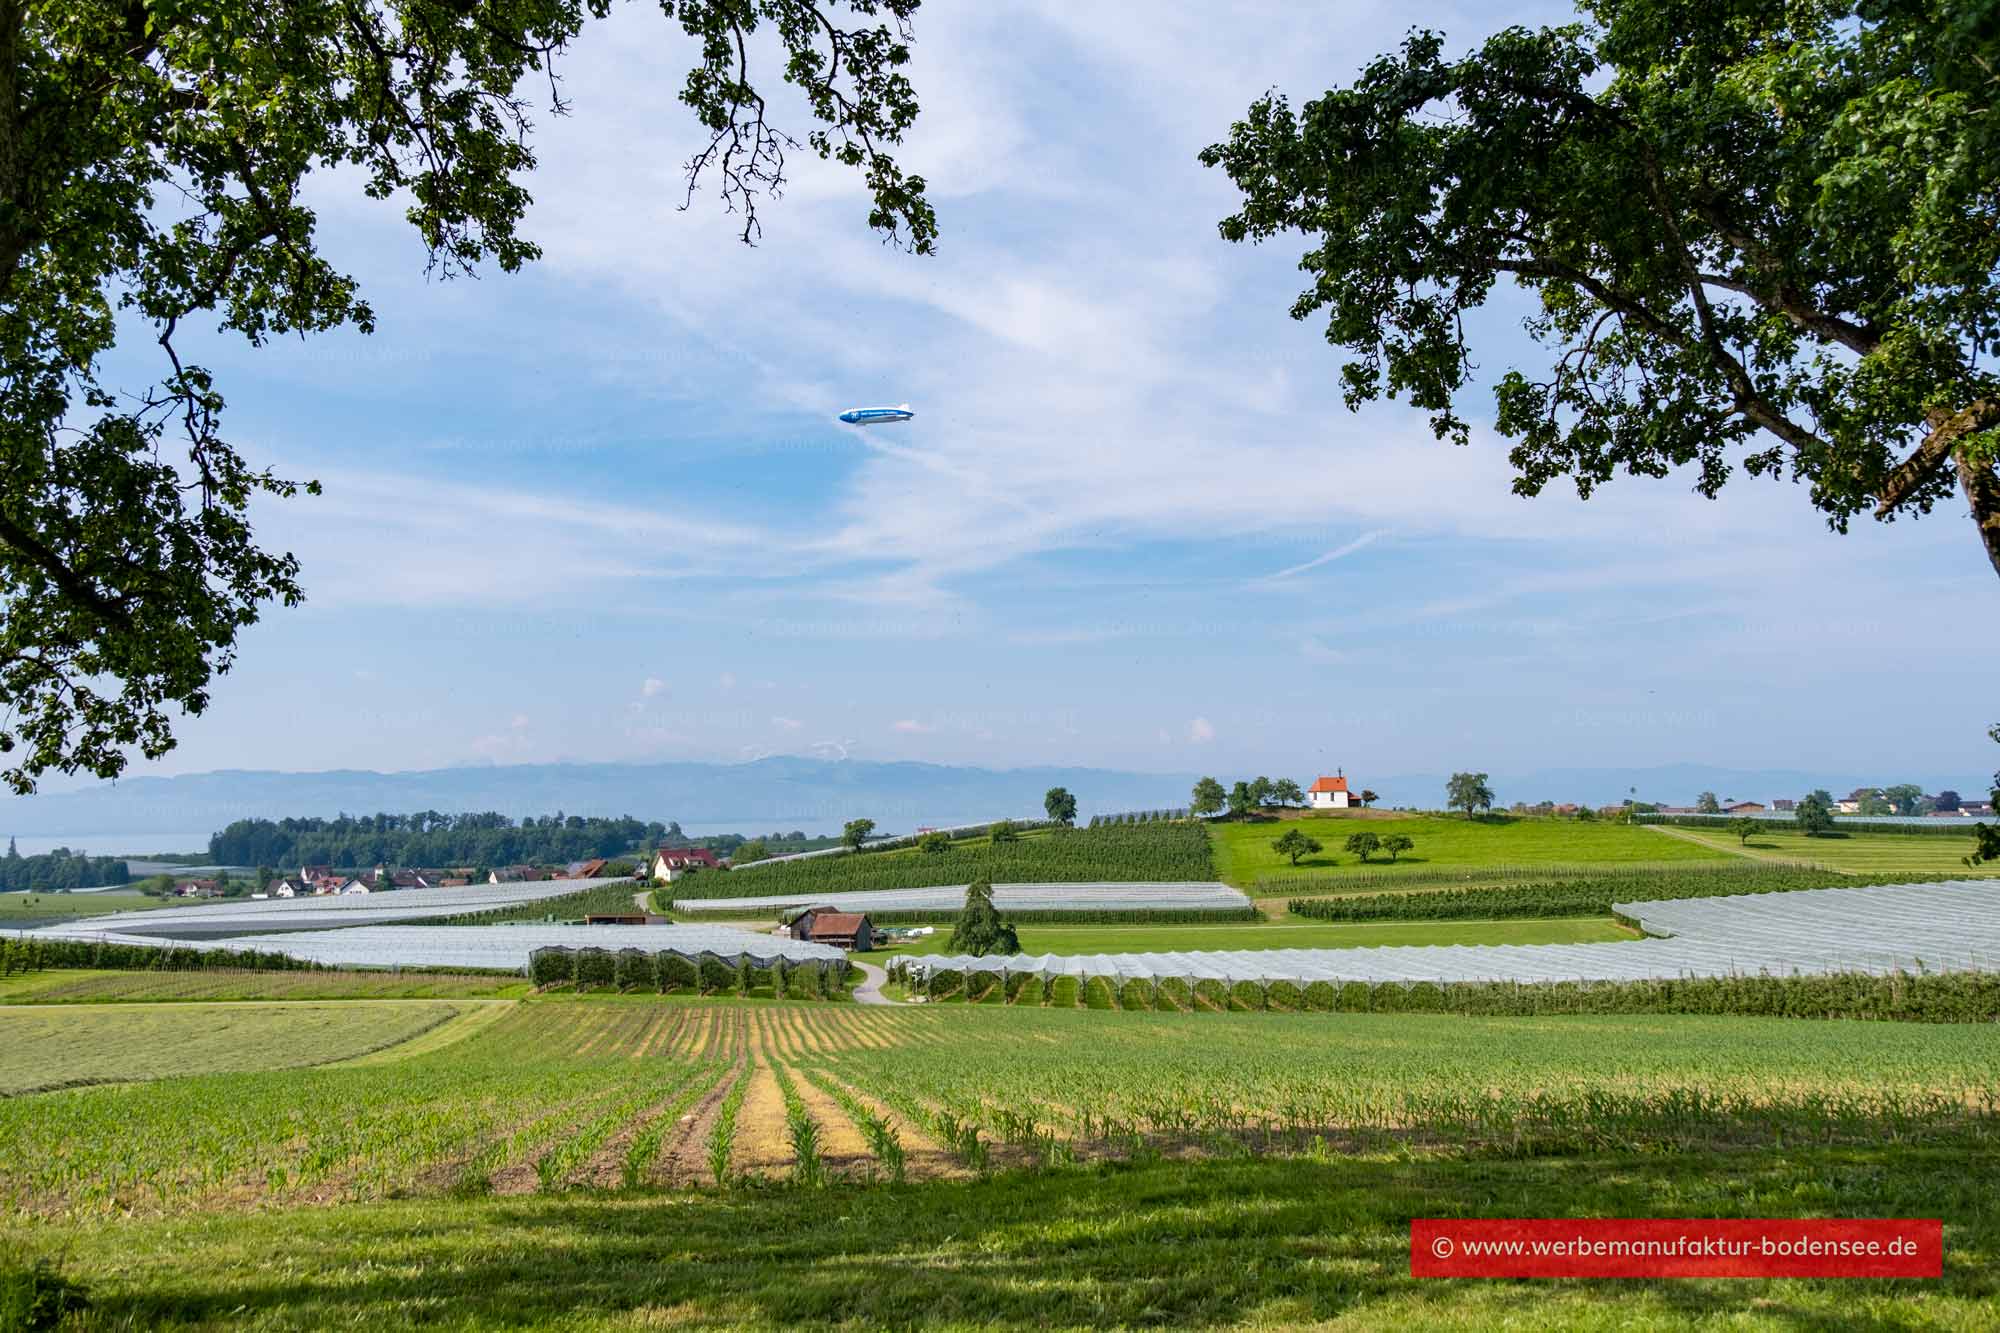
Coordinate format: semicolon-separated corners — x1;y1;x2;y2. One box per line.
12;1145;1996;1330
0;889;164;922
0;1000;476;1095
1209;814;1733;887
1660;823;1996;875
6;993;1999;1326
0;968;530;1004
857;916;1638;959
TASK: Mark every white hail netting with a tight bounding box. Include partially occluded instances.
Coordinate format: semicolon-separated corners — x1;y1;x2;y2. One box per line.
673;882;1250;912
9;922;846;970
901;880;2000;985
52;877;636;932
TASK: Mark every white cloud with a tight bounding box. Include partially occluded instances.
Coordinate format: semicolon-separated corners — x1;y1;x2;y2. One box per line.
892;719;934;734
771;715;804;731
1256;531;1387;583
1188;717;1216;743
640;677;667;697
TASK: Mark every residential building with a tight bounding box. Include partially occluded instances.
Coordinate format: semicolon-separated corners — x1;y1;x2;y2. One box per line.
563;858;609;880
653;846;721;882
172;879;222;898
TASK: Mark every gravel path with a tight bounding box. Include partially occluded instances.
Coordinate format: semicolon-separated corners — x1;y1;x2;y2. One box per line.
850;961;894;1006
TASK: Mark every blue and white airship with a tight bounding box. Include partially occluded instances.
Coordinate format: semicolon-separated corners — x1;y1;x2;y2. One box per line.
838;403;915;425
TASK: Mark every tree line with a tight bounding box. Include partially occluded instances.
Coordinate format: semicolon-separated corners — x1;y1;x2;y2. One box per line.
0;841;131;892
208;813;678;869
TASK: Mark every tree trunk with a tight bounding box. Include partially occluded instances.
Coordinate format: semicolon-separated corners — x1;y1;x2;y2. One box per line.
1960;452;2000;582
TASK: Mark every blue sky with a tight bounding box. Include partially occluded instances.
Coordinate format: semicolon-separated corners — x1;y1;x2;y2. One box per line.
67;0;1999;791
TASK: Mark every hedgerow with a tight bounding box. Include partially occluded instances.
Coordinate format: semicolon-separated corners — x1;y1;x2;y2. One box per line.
1637;813;1989;838
1286;867;1957;923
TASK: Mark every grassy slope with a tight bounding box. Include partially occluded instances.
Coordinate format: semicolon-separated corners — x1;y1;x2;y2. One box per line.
1210;814;1733;887
0;999;471;1094
0;889;168;921
1662;824;1996;876
15;1146;1997;1330
858;916;1637;959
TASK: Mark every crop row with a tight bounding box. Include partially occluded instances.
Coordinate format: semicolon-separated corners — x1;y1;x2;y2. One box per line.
883;962;2000;1022
666;822;1216;900
1285;866;1944;922
1254;859;1816;898
526;945;849;998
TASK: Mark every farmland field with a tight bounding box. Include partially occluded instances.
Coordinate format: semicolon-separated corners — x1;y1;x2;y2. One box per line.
675;821;1215;898
0;889;164;923
6;993;2000;1328
1208;814;1734;887
0;968;530;1004
0;1000;478;1095
1658;823;1998;876
858;916;1637;959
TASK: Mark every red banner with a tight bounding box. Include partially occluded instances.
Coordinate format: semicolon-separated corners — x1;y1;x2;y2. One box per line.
1410;1218;1941;1278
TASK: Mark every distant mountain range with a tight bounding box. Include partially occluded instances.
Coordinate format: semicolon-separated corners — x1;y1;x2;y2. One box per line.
2;758;1987;850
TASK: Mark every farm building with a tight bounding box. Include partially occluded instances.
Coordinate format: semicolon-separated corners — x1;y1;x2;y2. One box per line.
488;865;548;884
652;846;720;882
787;907;875;951
1724;801;1767;814
1306;774;1353;810
172;879;222;898
563;858;609;879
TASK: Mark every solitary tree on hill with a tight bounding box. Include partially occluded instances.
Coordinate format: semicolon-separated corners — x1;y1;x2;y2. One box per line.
1043;788;1078;827
1190;777;1227;818
1272;828;1322;866
1380;833;1414;863
1343;831;1382;863
1696;792;1721;815
1358;789;1379;808
1445;773;1495;820
840;819;876;853
1727;817;1761;847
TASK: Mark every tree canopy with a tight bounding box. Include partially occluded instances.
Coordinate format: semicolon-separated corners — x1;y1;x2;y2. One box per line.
1043;787;1078;826
1445;771;1495;818
946;877;1019;956
0;0;936;794
1201;1;2000;577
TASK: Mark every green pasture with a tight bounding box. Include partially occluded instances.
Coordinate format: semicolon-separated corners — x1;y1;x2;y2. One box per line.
1661;823;1995;876
0;889;164;922
1209;814;1734;887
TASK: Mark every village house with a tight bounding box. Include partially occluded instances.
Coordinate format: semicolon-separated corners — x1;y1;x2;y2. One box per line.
1772;798;1796;812
1306;773;1353;810
652;846;721;882
787;907;874;951
563;858;609;880
300;864;332;882
267;877;306;898
172;878;223;898
487;865;546;885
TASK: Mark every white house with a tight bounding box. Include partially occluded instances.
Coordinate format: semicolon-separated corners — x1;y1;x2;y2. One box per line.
652;847;720;881
337;879;370;895
1307;774;1352;810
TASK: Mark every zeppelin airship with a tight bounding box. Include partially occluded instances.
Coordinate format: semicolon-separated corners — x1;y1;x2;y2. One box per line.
838;403;914;425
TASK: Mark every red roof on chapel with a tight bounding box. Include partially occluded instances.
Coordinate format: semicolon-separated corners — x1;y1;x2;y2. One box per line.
1307;775;1349;794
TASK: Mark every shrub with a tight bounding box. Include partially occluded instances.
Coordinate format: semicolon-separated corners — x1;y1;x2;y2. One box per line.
659;953;699;993
573;948;615;991
528;947;573;988
614;948;653;991
697;954;733;994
